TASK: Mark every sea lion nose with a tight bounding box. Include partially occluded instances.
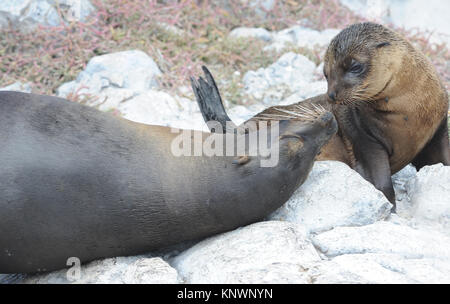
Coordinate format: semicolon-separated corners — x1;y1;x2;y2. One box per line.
318;112;338;135
318;112;334;127
328;91;336;103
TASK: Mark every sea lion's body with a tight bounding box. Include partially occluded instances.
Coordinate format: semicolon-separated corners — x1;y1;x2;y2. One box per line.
195;23;450;207
0;91;336;274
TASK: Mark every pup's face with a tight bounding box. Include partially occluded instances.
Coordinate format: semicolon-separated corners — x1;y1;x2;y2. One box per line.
323;23;398;105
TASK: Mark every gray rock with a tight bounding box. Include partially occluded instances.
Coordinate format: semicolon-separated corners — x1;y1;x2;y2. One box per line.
405;164;450;232
310;253;450;284
0;11;17;28
57;50;162;110
270;161;392;234
48;0;95;23
265;26;339;52
227;105;260;125
229;27;272;42
171;221;321;284
279;81;327;105
243;0;275;18
0;0;94;30
24;256;179;284
392;164;417;217
156;22;184;35
312;221;450;259
243;52;319;104
0;81;32;93
340;0;450;46
118;90;206;131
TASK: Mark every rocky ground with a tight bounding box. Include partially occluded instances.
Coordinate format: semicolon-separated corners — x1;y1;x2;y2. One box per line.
0;0;449;284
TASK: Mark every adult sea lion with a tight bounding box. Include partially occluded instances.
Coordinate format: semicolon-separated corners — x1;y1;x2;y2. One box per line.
194;23;450;208
0;90;337;274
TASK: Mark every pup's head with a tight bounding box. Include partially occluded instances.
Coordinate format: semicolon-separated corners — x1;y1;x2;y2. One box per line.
324;23;404;105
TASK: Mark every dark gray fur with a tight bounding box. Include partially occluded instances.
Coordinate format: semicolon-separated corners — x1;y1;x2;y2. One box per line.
0;91;337;274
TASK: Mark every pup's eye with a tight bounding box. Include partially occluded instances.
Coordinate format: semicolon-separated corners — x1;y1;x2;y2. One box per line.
349;60;364;74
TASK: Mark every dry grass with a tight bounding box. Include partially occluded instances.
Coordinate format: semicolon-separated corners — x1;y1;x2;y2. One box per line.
0;0;448;107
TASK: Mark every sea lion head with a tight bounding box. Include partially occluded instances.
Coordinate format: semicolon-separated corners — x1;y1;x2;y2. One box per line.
274;106;338;170
324;22;405;105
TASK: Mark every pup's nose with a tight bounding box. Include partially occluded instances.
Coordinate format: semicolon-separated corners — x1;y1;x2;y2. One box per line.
328;91;336;103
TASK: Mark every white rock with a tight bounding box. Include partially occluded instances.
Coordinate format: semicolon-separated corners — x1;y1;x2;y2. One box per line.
0;81;32;93
157;22;184;35
311;253;450;284
265;26;339;52
227;105;259;125
279;81;327;105
118;90;207;131
49;0;95;22
270;161;392;234
340;0;390;21
229;27;272;42
24;256;179;284
312;221;450;259
391;164;417;217
243;52;318;105
243;0;275;17
405;164;450;232
0;0;94;29
340;0;450;46
172;221;321;284
57;50;162;110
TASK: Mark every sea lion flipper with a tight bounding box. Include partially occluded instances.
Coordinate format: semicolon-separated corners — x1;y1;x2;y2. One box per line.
190;66;236;133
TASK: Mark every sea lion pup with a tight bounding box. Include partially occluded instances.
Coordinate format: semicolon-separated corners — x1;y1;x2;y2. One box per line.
193;23;450;207
0;91;337;274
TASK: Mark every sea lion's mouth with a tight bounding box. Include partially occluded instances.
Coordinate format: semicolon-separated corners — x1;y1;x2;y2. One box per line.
334;75;393;106
317;111;334;127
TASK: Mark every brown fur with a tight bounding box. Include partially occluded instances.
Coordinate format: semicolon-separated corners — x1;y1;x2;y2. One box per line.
194;24;449;206
245;23;449;206
254;23;449;175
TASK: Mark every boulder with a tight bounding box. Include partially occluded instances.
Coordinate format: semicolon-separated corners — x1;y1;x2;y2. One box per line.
117;90;206;131
0;0;94;30
0;81;33;93
270;161;392;234
57;50;162;110
24;256;179;284
391;164;417;217
227;104;261;125
243;52;319;104
312;221;450;259
264;26;339;52
405;164;450;233
340;0;450;46
310;253;450;284
171;221;321;284
229;27;272;42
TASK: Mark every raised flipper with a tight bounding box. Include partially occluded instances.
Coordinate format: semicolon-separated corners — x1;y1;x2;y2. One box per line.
191;66;236;133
